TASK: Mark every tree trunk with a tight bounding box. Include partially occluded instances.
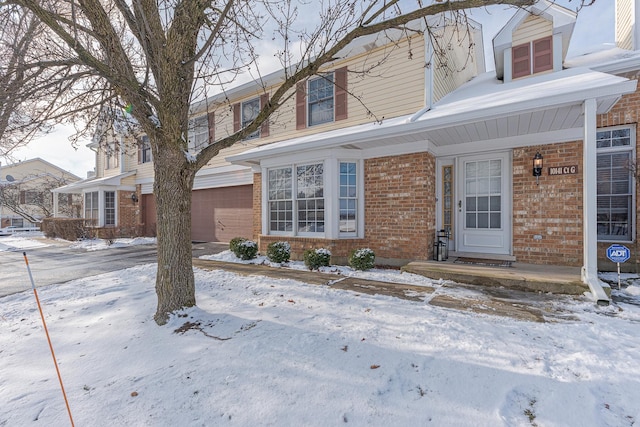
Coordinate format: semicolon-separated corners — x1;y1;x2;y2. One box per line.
152;145;197;325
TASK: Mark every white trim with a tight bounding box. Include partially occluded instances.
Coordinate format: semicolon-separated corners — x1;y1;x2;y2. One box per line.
596;123;636;243
582;98;610;304
455;151;512;255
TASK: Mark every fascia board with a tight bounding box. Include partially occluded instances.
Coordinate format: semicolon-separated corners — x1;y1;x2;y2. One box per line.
418;79;637;131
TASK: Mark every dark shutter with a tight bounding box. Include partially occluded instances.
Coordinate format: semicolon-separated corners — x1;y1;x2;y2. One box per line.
334;67;348;121
533;36;553;74
260;93;270;137
296;82;306;130
19;191;25;204
512;43;531;79
233;103;240;132
207;111;215;144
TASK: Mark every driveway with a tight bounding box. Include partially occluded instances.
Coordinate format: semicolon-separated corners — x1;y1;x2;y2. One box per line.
0;239;228;298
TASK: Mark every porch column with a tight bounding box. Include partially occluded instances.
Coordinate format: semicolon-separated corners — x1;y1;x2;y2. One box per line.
582;98;610;305
52;191;59;218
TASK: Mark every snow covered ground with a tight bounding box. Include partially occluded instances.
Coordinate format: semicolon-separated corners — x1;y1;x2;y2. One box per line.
1;236;639;426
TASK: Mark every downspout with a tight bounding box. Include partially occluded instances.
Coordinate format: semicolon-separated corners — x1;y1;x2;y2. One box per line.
409;31;434;122
582;98;611;306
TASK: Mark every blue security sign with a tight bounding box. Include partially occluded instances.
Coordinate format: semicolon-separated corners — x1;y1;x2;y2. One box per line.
607;244;630;263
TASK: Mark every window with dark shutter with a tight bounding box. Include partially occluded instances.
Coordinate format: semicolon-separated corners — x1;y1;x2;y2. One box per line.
533;36;552;74
512;43;531;79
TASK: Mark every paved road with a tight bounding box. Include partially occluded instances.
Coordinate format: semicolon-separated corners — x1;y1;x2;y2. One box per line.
0;239;228;298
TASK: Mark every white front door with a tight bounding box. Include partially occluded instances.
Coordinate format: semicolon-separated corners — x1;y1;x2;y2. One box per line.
456;152;511;255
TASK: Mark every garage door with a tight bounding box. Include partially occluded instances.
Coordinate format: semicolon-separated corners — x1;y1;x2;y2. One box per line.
191;185;253;242
141;185;253;243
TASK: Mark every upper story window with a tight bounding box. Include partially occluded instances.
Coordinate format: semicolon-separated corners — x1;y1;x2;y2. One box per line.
188;115;209;152
242;98;261;139
512;36;552;79
234;95;269;139
296;67;347;130
597;126;635;242
139;135;152;164
105;142;119;169
308;74;334;127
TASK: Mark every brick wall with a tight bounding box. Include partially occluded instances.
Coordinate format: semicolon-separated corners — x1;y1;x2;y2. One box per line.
117;188;143;236
512;143;584;266
363;152;436;262
596;79;640;272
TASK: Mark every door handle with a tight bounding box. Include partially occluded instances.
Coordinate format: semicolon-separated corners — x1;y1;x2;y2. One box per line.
458;200;462;212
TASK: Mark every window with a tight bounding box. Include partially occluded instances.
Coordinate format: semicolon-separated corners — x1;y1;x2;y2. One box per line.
268;168;293;232
24;191;44;205
241;98;260;139
140;135;152;164
512;36;553;79
105;142;119;169
339;162;357;234
105;191;116;226
597;126;634;241
188;115;209;152
85;191;99;224
267;163;324;234
296;68;347;129
308;74;334;126
11;218;24;227
296;164;324;232
267;160;360;237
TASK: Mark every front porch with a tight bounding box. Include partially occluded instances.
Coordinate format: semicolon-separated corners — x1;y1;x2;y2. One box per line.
402;258;590;296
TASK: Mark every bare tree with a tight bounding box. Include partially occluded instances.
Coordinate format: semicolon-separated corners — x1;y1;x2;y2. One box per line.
0;0;563;324
0;172;80;223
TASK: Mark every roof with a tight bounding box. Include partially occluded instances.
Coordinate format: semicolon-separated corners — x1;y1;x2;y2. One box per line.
52;171;136;193
227;67;636;166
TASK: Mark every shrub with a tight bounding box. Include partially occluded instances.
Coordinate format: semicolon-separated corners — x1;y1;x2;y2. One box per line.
349;248;375;271
235;240;258;260
304;248;331;270
229;237;247;255
266;241;291;263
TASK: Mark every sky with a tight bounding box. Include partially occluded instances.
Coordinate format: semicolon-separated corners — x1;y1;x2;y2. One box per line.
7;1;615;179
1;233;639;425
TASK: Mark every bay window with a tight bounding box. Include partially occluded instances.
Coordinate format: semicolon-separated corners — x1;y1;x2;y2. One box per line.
266;159;360;237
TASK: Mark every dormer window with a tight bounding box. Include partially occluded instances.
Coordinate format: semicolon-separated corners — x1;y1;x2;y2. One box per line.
512;36;553;79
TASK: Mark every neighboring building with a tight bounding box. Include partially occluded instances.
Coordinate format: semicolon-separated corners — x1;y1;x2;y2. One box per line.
53;13;485;242
0;158;81;228
227;0;640;303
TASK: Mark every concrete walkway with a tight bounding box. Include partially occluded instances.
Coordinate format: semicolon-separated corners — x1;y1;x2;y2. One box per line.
192;259;585;323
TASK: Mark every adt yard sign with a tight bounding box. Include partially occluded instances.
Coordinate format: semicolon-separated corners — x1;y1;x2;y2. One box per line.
607;244;630;263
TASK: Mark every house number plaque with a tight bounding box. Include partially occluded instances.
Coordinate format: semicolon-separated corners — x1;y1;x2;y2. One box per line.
548;165;578;176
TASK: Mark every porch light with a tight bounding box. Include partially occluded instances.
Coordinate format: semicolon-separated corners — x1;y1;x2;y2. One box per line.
131;193;139;203
532;152;543;184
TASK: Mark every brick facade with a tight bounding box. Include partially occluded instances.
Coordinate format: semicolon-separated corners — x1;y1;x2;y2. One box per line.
512;142;584;266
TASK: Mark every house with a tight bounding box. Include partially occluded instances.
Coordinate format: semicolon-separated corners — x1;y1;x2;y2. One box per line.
226;0;640;303
52;13;485;242
0;158;81;228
